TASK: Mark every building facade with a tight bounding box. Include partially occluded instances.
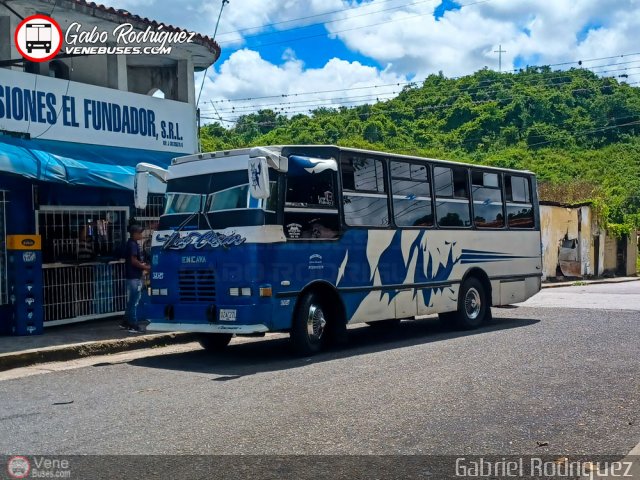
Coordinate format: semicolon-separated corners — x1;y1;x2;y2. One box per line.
0;0;219;333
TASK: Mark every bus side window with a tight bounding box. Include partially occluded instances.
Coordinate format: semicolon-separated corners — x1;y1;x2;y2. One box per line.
505;175;534;229
472;171;504;228
390;161;433;227
284;158;340;239
434;166;471;228
341;156;389;227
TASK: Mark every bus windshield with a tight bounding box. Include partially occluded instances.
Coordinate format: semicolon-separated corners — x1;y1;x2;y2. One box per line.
158;170;280;230
164;193;203;215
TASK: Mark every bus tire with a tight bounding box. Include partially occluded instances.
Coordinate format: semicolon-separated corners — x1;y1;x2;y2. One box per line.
366;319;401;328
453;277;488;330
290;292;327;355
198;333;233;352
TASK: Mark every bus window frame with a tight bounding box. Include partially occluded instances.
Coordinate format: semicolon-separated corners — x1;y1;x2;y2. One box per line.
433;164;472;230
505;174;536;230
388;158;435;230
339;152;391;230
469;169;507;231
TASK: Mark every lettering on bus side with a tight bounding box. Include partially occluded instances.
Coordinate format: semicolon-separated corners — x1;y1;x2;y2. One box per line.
156;231;246;250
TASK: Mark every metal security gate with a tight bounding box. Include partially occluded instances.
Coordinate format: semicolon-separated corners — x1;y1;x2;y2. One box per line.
36;206;129;326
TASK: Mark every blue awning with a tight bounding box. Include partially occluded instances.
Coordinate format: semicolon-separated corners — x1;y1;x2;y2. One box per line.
0;135;177;191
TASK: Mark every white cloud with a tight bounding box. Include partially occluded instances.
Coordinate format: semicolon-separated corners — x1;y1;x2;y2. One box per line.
330;0;640;77
196;49;407;124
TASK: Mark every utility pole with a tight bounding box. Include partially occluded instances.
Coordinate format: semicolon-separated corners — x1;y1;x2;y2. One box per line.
494;44;506;72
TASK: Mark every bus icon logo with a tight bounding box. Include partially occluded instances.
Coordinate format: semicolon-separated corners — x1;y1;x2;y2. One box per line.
14;14;63;62
7;456;30;479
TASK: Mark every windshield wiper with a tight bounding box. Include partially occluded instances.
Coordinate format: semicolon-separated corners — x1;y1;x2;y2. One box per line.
162;211;199;249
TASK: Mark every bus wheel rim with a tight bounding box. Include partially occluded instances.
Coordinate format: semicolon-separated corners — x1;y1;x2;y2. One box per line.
464;287;481;320
306;304;326;341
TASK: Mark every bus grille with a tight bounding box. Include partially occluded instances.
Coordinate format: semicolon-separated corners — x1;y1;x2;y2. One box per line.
178;269;216;302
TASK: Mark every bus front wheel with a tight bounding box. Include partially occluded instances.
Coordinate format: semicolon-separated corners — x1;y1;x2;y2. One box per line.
450;277;489;330
290;292;327;355
199;333;233;352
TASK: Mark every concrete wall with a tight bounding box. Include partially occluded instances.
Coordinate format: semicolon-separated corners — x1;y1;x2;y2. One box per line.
540;205;594;280
627;233;638;275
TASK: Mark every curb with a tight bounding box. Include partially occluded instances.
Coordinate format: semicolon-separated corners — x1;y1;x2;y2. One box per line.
0;332;200;372
541;277;639;289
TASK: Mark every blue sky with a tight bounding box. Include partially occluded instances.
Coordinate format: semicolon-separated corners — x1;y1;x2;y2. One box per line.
108;0;639;121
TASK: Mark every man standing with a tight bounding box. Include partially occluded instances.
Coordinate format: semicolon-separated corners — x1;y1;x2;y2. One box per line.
121;224;150;332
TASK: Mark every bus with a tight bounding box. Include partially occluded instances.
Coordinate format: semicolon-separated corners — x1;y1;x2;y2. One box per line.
135;145;542;355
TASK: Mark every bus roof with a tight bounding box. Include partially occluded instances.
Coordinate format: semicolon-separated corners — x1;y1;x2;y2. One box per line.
172;145;535;176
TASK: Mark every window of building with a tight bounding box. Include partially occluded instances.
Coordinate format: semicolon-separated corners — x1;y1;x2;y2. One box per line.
341;156;389;227
434;166;471;227
285;159;339;240
0;191;7;305
505;175;534;228
390;161;433;227
472;171;504;228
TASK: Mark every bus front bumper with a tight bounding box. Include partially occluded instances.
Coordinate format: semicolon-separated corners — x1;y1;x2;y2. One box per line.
147;322;270;334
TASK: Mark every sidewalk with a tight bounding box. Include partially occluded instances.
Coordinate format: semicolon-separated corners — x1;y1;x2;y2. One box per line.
0;275;637;372
540;275;639;288
0;318;198;372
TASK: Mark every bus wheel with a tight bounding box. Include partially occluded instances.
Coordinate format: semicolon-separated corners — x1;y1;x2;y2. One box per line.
199;333;233;352
454;277;488;330
291;292;327;355
366;319;401;328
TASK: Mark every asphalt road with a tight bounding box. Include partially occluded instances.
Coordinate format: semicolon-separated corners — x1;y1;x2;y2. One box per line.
1;283;639;457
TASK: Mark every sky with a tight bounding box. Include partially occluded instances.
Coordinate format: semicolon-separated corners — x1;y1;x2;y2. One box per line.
107;0;640;124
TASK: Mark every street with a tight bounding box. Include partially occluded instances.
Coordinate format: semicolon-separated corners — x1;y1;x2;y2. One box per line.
1;282;639;457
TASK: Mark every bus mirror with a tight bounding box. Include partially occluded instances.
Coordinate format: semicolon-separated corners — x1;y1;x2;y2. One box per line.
248;156;270;199
134;171;149;209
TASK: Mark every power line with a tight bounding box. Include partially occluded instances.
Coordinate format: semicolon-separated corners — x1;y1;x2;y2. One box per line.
202;65;640;115
203;67;640;118
217;0;436;44
202;52;640;106
201;81;640;127
216;0;412;37
233;0;492;50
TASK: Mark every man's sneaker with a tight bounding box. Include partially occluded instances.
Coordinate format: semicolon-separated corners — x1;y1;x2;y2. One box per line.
128;327;143;333
118;323;129;330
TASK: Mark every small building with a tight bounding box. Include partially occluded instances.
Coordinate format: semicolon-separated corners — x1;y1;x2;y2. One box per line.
540;202;638;280
0;0;219;333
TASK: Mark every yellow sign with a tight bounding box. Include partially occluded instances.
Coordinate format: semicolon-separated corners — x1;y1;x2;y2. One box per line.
7;235;42;250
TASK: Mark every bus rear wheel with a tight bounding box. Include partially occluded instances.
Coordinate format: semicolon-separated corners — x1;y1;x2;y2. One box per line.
451;277;489;330
290;292;328;355
199;333;233;352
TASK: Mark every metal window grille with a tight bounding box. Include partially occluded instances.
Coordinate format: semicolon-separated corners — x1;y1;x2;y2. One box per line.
37;206;129;264
0;191;7;305
134;194;164;261
36;206;130;324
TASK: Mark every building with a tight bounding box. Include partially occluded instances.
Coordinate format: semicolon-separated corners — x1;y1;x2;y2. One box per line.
0;0;219;333
540;202;638;280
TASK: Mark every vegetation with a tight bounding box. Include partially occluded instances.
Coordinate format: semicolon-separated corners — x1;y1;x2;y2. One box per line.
200;67;640;232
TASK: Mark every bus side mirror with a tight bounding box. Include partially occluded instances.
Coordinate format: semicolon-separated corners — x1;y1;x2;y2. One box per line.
248;156;270;199
134;171;149;209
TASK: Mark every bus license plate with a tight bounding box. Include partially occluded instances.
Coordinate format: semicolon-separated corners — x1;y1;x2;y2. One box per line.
219;309;237;322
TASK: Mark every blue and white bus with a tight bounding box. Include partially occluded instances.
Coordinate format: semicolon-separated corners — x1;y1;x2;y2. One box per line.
135;145;542;355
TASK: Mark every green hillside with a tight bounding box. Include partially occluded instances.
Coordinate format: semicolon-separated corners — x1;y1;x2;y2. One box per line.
200;67;640;232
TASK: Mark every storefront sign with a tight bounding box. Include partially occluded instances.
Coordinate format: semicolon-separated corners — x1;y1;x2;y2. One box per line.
0;68;196;153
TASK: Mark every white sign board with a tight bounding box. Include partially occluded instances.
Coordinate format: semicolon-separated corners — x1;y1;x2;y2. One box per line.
0;68;196;154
